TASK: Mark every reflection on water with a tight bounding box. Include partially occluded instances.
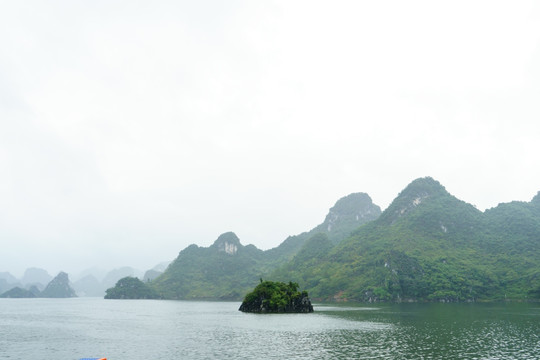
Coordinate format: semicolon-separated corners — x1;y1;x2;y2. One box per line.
317;302;540;359
1;299;539;359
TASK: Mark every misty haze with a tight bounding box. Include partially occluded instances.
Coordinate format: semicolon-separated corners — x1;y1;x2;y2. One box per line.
1;1;540;359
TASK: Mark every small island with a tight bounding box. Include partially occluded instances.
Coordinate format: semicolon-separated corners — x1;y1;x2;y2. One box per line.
105;276;160;299
239;280;313;313
0;287;37;298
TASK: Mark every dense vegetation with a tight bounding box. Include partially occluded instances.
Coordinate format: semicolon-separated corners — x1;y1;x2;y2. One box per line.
151;195;378;300
106;177;540;303
239;280;313;313
274;178;540;302
105;276;160;299
151;233;265;300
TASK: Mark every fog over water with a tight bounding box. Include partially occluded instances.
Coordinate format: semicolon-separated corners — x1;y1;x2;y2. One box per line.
1;1;540;277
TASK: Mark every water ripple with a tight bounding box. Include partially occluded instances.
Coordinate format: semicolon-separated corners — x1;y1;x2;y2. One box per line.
1;299;538;359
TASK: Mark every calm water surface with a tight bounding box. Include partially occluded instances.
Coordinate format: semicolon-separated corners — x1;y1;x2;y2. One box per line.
1;298;539;359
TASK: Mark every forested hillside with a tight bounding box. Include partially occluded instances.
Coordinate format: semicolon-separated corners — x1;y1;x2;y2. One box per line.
150;193;380;300
152;232;264;299
276;177;540;302
107;177;540;302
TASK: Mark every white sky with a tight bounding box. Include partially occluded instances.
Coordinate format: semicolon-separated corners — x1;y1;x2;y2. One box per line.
1;0;540;278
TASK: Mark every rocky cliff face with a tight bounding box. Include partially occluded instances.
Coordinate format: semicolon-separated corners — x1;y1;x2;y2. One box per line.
41;272;77;298
211;232;242;255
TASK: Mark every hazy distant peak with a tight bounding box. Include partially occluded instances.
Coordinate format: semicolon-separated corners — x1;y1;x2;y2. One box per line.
213;232;241;245
398;177;448;204
55;271;69;282
151;261;171;272
531;191;540;205
21;267;52;286
41;271;77;298
380;177;450;224
327;192;380;216
0;272;18;284
211;232;242;255
322;192;381;233
402;177;447;197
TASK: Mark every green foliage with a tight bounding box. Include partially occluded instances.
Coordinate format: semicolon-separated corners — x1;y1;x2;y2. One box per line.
272;177;540;302
144;177;540;303
151;237;265;300
239;280;312;313
272;233;334;294
105;276;160;299
150;195;377;301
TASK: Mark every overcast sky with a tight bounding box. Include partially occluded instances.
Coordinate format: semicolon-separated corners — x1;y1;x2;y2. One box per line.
1;0;540;278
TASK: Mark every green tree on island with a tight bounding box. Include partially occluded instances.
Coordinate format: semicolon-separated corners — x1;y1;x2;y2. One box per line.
239;280;313;313
105;276;160;299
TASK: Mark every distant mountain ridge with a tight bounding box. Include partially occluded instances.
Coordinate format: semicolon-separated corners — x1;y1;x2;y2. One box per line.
314;192;382;242
1;271;77;298
145;177;540;302
284;177;540;301
14;176;538;303
0;266;148;297
263;192;381;267
22;267;53;286
150;193;381;300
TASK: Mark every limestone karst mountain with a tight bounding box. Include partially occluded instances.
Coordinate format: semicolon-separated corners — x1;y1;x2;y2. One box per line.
141;193;382;300
280;177;540;301
107;177;540;302
40;272;77;298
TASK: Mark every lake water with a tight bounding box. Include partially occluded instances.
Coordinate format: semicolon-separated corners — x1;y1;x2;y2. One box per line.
1;298;539;359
